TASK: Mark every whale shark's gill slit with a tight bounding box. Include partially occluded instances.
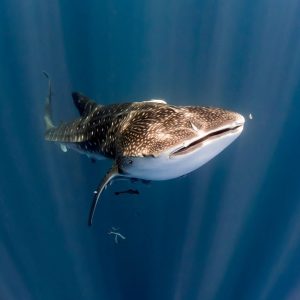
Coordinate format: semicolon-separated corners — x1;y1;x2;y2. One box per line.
171;125;242;157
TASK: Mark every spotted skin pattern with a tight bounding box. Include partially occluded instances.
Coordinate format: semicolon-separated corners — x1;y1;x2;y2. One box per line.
44;84;244;226
45;93;240;160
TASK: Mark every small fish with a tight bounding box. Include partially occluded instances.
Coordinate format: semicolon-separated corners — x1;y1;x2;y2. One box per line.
43;74;245;225
108;228;126;244
114;189;140;196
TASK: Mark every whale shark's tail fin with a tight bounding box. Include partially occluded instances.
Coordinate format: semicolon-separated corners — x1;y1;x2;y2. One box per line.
43;71;55;130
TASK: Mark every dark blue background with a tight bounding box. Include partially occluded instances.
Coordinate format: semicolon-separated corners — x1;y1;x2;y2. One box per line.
0;0;299;299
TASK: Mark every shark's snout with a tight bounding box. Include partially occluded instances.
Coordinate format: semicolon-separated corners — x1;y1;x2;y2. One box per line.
234;113;245;127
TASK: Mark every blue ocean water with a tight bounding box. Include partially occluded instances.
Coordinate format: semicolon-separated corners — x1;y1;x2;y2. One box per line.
0;0;300;299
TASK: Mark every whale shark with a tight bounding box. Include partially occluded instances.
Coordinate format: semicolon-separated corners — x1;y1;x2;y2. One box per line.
43;74;245;225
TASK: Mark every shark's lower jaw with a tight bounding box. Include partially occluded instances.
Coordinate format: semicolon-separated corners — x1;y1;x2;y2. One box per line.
121;124;244;181
170;124;244;157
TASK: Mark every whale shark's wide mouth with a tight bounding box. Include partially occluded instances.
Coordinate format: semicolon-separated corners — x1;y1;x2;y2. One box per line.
170;124;244;157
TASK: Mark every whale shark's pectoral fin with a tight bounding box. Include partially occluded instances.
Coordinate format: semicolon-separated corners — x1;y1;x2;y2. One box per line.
88;163;121;226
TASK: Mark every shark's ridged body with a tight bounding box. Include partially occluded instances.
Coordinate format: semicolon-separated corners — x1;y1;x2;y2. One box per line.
43;74;245;225
46;95;133;159
46;95;240;159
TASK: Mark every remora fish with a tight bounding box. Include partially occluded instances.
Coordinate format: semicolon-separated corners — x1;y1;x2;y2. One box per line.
43;74;245;225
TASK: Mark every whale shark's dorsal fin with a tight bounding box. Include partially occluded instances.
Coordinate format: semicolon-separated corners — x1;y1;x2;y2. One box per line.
88;163;121;226
72;92;98;117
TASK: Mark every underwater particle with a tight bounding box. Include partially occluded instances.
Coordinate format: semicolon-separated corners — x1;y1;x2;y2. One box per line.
249;113;253;120
108;227;126;244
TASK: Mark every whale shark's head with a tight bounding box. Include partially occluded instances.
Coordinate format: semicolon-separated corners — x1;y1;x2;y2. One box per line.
118;105;245;180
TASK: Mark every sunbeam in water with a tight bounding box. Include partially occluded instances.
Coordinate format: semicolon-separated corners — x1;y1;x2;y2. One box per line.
0;0;300;299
